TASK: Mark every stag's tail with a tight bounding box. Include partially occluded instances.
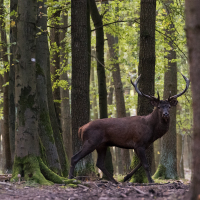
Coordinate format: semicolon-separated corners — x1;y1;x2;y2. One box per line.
78;126;84;141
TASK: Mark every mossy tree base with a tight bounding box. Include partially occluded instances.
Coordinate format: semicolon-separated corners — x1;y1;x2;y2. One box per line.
129;154;148;183
153;164;166;179
74;157;96;180
11;155;80;186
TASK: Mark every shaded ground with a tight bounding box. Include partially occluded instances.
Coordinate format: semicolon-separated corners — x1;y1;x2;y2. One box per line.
0;180;190;200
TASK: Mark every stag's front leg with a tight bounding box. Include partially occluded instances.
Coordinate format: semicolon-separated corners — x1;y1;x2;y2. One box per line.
136;147;154;183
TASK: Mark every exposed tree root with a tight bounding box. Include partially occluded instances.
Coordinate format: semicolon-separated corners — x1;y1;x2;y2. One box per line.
11;155;80;186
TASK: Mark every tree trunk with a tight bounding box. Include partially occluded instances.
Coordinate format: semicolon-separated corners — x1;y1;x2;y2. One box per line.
130;0;156;183
154;139;161;170
89;0;113;178
9;0;17;164
91;64;98;120
0;75;4;171
59;10;72;162
11;0;79;186
36;0;62;175
185;0;200;198
0;0;12;171
154;0;178;180
177;133;184;178
71;0;94;177
50;0;61;126
13;0;41;181
107;33;130;175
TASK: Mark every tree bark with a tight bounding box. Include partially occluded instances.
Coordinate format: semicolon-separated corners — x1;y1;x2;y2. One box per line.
177;133;184;178
154;0;178;180
0;0;12;171
130;0;156;183
14;0;40;167
9;0;17;164
11;0;78;186
71;0;94;176
0;75;4;171
185;0;200;198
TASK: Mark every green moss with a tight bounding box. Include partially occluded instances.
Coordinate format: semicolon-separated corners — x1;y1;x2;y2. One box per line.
153;164;166;179
39;110;55;144
74;160;95;179
39;137;48;165
11;155;52;185
11;155;78;187
130;154;148;183
39;157;64;183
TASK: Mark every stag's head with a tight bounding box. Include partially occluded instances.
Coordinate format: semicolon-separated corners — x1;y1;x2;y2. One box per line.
131;74;190;122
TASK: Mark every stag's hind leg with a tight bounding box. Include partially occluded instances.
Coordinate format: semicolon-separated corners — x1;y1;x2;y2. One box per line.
69;140;97;179
96;145;118;184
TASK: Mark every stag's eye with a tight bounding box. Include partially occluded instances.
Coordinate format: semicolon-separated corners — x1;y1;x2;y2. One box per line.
157;106;160;109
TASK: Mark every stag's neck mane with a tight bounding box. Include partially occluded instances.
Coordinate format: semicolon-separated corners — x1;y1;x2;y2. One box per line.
146;107;170;141
146;107;170;126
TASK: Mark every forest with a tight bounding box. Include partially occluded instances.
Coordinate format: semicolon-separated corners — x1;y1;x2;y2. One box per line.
0;0;200;199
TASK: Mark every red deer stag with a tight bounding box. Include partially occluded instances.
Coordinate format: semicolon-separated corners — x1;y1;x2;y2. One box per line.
69;74;190;184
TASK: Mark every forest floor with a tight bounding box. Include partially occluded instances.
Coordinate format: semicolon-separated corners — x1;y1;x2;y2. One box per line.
0;178;191;200
0;169;191;199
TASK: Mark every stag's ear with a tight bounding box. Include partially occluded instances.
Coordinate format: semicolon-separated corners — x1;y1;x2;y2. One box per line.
150;100;159;107
169;99;178;106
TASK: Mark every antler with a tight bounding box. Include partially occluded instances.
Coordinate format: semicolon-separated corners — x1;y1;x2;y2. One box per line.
131;75;159;101
168;73;190;100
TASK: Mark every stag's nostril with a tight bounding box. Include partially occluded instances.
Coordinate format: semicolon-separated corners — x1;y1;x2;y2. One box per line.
163;113;169;117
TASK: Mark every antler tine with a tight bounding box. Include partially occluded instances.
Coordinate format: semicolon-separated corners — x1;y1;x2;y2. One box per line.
169;73;190;100
130;75;157;100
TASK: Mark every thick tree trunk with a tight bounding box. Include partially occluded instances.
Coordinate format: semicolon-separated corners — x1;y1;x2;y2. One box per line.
89;0;113;178
11;0;78;186
71;0;94;177
9;0;17;164
107;33;130;175
0;0;12;171
154;0;178;180
13;0;40;178
185;0;200;198
36;0;62;175
130;0;156;183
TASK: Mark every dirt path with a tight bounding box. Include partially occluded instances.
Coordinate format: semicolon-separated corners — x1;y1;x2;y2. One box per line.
0;180;190;200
